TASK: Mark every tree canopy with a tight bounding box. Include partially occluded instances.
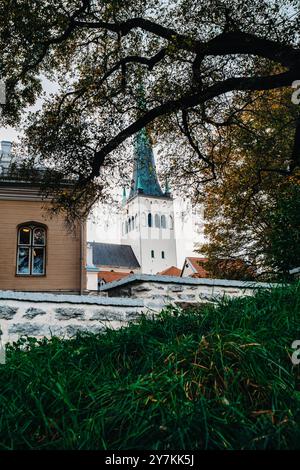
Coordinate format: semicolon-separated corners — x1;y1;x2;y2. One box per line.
197;87;300;279
0;0;300;217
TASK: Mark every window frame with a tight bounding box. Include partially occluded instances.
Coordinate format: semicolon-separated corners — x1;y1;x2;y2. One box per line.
16;222;47;277
161;214;167;229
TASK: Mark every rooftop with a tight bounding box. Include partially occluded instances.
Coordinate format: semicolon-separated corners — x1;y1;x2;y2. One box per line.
92;242;140;269
159;266;181;277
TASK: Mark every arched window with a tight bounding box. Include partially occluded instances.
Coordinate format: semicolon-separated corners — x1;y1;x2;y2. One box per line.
134;214;138;229
125;221;128;234
151;250;155;259
161;215;167;229
128;218;131;231
141;212;146;226
155;214;160;228
131;216;135;230
17;223;46;275
161;251;165;259
148;213;152;227
169;215;174;229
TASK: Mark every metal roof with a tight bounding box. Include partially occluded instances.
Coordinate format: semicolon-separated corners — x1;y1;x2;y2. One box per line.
91;242;140;269
128;127;168;200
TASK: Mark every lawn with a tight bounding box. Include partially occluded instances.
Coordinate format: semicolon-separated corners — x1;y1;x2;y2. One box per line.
0;282;299;449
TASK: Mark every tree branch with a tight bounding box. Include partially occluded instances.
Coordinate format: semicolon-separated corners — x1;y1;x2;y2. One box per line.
87;69;298;181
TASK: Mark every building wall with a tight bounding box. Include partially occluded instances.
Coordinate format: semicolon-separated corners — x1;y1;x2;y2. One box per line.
121;195;177;274
0;291;145;345
181;260;196;277
101;275;277;307
0;199;85;292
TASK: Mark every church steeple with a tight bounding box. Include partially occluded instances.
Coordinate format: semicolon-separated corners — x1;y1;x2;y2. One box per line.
128;127;165;200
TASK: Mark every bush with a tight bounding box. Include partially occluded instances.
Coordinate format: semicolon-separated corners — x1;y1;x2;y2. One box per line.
0;283;299;449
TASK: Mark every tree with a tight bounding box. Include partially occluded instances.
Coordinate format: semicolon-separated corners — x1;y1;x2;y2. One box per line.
197;87;300;279
264;184;300;278
0;0;300;218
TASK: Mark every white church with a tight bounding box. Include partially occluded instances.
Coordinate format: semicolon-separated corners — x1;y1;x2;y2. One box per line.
87;126;206;290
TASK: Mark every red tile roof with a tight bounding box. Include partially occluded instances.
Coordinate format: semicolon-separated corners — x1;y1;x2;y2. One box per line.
159;266;181;277
98;271;132;283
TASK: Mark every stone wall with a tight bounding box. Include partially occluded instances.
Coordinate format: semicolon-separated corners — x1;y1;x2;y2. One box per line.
101;274;276;307
0;276;277;344
0;290;146;344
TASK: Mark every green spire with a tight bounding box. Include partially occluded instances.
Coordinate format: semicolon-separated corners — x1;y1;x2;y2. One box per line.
128;127;164;199
137;175;144;192
127;78;170;201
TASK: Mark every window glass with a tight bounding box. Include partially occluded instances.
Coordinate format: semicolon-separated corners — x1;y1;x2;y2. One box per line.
17;247;30;274
17;224;46;276
32;248;45;274
19;227;31;245
33;227;45;246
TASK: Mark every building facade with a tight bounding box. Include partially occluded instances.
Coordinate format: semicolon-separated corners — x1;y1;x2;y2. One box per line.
0;141;86;293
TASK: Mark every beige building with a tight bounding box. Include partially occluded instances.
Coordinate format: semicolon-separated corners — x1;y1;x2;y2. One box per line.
0;141;86;293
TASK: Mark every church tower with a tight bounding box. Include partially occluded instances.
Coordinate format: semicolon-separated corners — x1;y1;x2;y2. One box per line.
121;127;177;274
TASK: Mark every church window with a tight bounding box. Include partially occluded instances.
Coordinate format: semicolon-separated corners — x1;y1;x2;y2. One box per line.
131;216;135;230
155;214;160;228
135;214;138;229
148;213;152;227
161;251;165;259
161;215;167;229
151;250;155;258
169;215;174;229
125;221;128;234
141;213;146;226
17;224;46;275
128;218;131;231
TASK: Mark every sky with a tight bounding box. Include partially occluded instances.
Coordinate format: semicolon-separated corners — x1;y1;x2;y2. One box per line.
0;77;59;143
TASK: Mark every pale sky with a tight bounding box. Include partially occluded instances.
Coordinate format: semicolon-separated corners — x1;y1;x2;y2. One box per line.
0;77;59;143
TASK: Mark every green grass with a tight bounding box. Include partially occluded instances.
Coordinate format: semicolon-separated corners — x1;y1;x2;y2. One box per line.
0;282;300;450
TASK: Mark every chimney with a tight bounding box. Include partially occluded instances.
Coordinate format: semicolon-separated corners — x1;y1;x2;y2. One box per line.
0;140;12;173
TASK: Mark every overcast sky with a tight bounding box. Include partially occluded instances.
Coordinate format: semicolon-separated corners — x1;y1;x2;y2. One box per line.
0;77;59;143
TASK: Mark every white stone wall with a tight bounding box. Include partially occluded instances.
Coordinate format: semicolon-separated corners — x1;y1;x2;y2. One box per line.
0;277;276;345
0;291;147;345
101;275;277;310
105;280;257;305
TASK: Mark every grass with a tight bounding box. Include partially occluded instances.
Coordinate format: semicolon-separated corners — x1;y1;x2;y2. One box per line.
0;282;299;450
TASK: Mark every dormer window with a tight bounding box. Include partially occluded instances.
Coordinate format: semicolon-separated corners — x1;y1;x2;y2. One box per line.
16;223;46;276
